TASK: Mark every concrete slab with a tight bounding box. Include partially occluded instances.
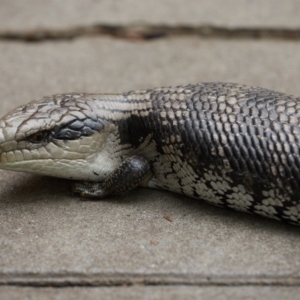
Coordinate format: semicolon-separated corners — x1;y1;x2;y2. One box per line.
0;0;300;30
1;37;300;113
1;286;300;300
1;37;300;287
1;170;300;286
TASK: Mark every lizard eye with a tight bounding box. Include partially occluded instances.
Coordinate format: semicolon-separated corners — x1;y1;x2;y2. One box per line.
27;131;49;143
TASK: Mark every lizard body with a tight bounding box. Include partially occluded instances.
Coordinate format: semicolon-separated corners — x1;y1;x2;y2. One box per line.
1;83;300;224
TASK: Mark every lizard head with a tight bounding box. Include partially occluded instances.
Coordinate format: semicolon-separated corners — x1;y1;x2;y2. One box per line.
0;94;122;181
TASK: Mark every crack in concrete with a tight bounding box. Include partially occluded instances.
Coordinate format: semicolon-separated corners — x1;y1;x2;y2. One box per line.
1;25;300;42
1;273;300;287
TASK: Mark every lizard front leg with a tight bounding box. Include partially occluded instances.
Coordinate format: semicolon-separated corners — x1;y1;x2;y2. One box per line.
72;155;152;199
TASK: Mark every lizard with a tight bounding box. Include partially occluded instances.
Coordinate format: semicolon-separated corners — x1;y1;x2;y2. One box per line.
0;82;300;224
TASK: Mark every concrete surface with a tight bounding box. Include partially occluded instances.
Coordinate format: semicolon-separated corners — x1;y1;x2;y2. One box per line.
1;286;300;300
1;170;300;284
0;0;300;30
1;1;300;299
1;38;300;113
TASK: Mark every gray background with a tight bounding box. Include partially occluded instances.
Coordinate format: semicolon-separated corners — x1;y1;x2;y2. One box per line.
1;1;300;299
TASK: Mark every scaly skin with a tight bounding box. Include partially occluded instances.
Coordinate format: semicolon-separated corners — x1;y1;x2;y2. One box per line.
1;83;300;224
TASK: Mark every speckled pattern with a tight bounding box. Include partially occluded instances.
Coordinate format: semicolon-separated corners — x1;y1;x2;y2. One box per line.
1;82;300;224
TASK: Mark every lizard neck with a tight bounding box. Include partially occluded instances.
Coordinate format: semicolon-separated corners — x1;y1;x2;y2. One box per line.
87;93;154;122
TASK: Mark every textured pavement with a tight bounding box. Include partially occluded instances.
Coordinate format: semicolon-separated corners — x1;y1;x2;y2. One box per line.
2;286;300;300
1;0;300;29
1;1;300;299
